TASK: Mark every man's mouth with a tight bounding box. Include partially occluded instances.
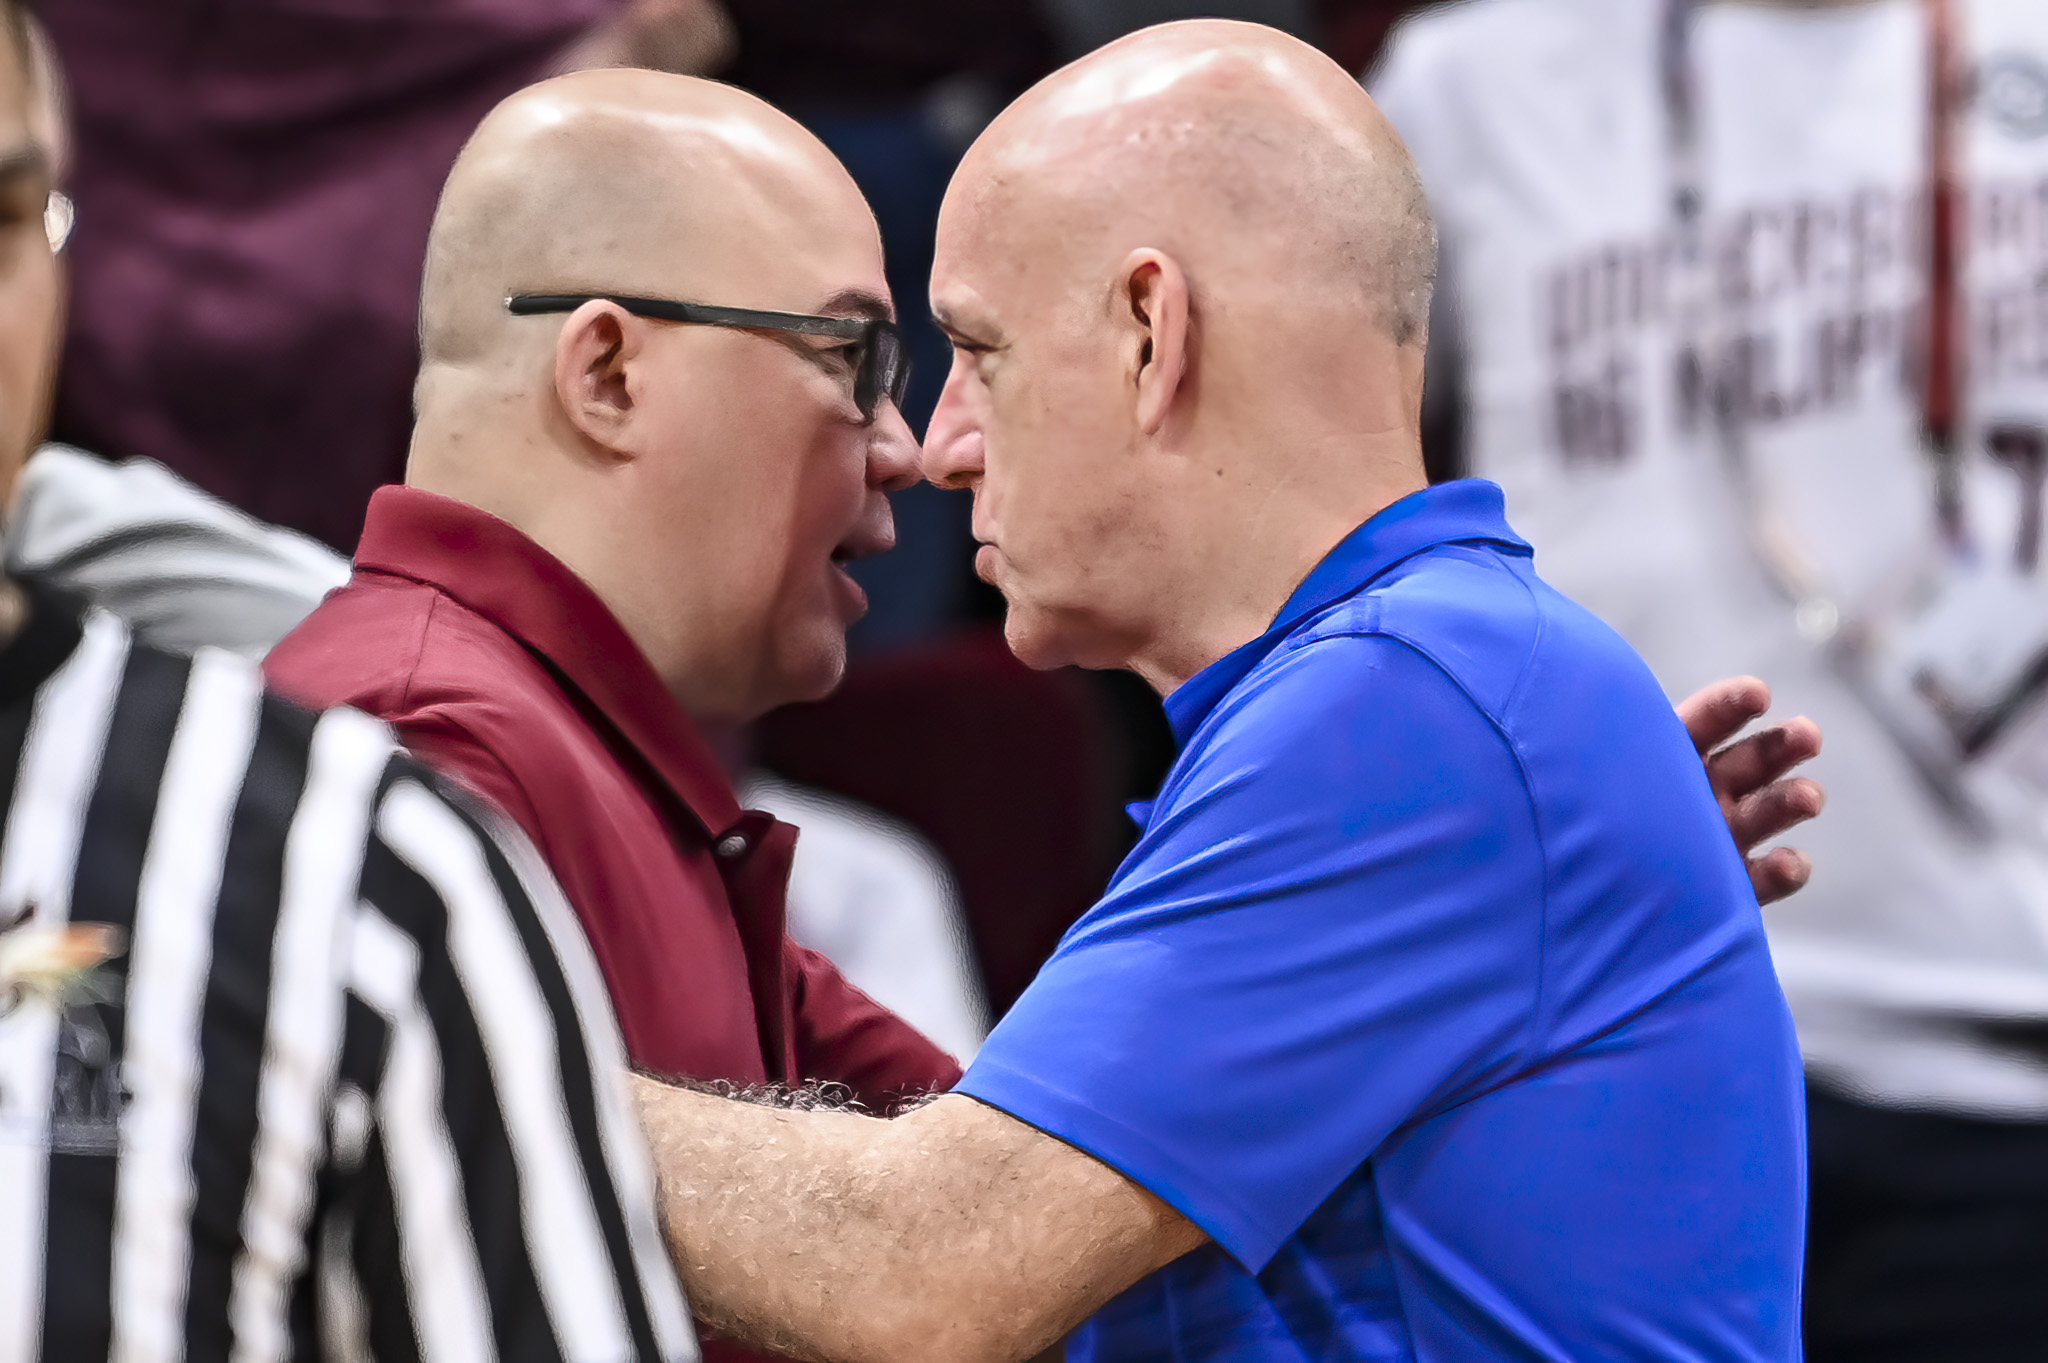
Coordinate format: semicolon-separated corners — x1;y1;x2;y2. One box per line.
832;517;895;567
827;547;869;615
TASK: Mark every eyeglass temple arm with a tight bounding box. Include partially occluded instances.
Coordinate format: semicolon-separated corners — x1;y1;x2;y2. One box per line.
505;293;871;340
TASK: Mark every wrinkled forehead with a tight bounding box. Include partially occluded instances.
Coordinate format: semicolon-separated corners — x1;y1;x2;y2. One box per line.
930;171;994;313
931;156;1087;333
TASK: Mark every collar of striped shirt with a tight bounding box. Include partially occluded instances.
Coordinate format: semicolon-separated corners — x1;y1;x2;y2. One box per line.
349;485;745;837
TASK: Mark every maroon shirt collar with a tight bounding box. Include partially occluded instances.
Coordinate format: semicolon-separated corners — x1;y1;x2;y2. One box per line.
353;484;746;836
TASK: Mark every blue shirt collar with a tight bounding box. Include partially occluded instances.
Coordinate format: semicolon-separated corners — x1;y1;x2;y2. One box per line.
1160;479;1531;751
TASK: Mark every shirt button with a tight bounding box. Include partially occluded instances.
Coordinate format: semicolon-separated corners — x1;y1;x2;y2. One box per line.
714;833;749;861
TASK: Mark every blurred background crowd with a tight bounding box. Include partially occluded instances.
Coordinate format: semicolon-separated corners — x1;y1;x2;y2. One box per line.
19;0;2048;1356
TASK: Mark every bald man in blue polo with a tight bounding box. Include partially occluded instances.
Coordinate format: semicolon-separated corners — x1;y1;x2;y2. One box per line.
629;20;1811;1363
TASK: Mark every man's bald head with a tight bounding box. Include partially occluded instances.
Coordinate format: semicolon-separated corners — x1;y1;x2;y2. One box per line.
951;19;1435;348
404;68;920;727
923;20;1437;691
418;69;876;371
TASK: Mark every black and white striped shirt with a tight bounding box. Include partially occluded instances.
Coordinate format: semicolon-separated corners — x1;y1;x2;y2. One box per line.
0;585;697;1363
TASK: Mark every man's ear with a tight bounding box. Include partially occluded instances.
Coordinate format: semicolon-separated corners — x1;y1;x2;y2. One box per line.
1122;248;1190;437
553;300;642;458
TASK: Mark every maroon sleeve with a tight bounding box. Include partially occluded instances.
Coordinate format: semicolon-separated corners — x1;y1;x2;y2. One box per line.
787;943;962;1106
390;710;549;847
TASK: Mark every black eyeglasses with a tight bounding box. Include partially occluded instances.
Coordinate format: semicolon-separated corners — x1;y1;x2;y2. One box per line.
506;293;910;423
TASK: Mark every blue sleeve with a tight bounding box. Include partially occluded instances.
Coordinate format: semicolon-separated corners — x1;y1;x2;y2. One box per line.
955;633;1547;1272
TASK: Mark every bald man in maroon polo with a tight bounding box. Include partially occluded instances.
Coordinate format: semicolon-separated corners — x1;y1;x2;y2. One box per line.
269;489;952;1103
263;77;959;1361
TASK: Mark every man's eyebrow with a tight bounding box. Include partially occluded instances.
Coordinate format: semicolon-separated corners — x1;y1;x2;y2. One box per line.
932;304;996;346
0;144;49;184
815;288;893;322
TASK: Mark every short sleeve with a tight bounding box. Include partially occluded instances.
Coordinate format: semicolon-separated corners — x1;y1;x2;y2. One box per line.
392;709;547;847
955;634;1546;1272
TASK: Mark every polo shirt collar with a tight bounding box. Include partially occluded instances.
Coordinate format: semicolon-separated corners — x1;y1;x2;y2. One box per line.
1161;479;1531;749
353;485;745;835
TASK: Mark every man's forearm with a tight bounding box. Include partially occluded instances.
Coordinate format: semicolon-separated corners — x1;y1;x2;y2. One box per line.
632;1081;1203;1363
634;1084;902;1362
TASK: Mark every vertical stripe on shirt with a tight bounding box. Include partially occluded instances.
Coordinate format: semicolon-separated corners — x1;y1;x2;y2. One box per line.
487;809;698;1363
347;1127;428;1363
315;1081;374;1363
180;696;316;1358
0;614;128;1363
227;706;390;1363
330;992;426;1363
42;643;194;1363
111;647;263;1363
348;902;495;1363
357;828;557;1363
378;779;636;1363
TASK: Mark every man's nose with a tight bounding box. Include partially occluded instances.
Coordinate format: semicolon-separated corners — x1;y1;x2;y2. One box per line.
921;357;984;491
867;400;922;493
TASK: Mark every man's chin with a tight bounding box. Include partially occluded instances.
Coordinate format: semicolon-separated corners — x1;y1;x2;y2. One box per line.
781;633;851;707
1001;607;1080;674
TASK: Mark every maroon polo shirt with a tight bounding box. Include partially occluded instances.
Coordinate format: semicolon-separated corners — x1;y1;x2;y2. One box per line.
266;485;961;1106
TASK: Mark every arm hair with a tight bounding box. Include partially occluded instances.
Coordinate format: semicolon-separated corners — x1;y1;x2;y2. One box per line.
634;1082;1206;1363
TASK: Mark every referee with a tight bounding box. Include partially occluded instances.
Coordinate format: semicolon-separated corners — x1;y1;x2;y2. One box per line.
0;8;695;1362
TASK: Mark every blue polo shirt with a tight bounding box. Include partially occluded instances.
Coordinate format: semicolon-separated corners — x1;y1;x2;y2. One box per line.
955;480;1805;1361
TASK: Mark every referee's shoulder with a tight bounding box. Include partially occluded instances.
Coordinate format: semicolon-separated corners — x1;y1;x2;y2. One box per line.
105;609;467;846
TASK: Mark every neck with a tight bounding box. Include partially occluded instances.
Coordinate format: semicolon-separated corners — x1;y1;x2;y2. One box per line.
1123;445;1428;696
1116;334;1430;693
408;414;758;726
406;395;558;530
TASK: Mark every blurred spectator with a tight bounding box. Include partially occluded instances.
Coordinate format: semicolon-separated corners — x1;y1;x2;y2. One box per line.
721;1;1049;107
564;0;736;74
1040;0;1314;57
35;0;728;551
1375;0;2048;1355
